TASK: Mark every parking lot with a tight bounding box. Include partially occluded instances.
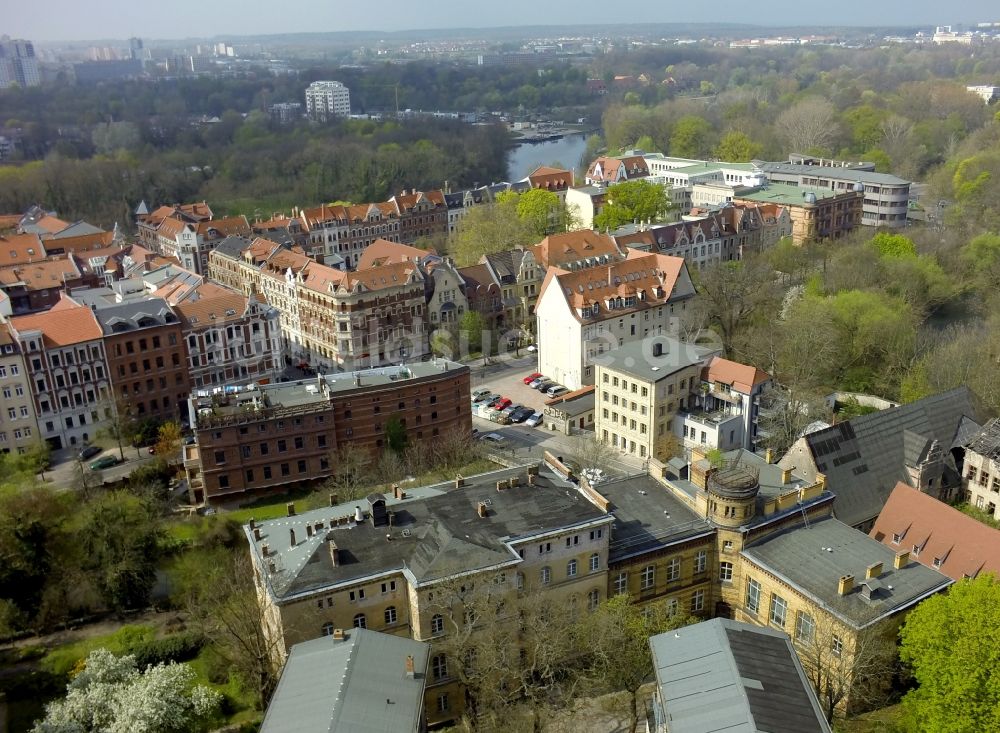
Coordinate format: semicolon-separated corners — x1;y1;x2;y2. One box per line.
470;359;567;419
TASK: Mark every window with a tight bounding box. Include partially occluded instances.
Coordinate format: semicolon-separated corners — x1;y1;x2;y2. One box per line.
720;561;733;582
614;572;627;595
349;589;366;602
832;634;843;657
933;557;943;568
353;613;366;629
381;580;397;594
795;612;815;643
538;542;551;554
567;559;578;577
746;578;761;614
588;589;600;611
540;566;551;585
277;439;287;452
384;606;397;625
666;557;681;582
690;589;704;612
321;622;334;636
723;540;734;552
589;528;603;540
431;614;444;635
437;693;450;713
769;594;787;627
431;654;448;681
640;565;655;590
891;533;901;545
694;550;707;574
515;572;525;590
589;553;600;572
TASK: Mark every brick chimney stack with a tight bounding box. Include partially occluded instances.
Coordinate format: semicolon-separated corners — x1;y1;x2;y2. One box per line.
405;655;415;678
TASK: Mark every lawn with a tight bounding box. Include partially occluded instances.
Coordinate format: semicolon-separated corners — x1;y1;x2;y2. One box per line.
836;703;907;733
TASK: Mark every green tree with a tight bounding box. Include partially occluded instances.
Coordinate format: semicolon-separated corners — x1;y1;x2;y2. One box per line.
385;415;408;453
870;232;917;259
452;199;536;267
79;491;163;612
669;115;713;159
593;178;671;231
459;309;487;355
102;396;138;461
697;257;778;358
714;130;763;162
514;187;562;236
899;575;1000;732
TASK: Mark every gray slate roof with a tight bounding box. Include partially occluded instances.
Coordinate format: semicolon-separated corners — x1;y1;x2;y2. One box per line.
650;618;832;733
92;297;178;334
742;516;952;628
595;336;713;383
211;235;252;260
261;628;429;733
248;463;612;601
800;387;988;527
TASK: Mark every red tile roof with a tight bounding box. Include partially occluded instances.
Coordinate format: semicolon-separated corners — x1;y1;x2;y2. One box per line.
356;239;432;270
527;166;574;190
0;258;82;291
871;483;1000;581
10;296;102;346
172;285;248;327
530;230;624;268
702;356;770;394
0;233;47;265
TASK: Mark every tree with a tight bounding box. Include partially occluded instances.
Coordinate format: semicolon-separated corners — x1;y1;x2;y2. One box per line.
794;614;897;721
20;441;52;479
385;415;408;453
775;97;839;155
459;309;487;356
514;188;561;236
756;387;831;458
696;258;778;358
153;421;182;462
103;396;138;461
654;432;683;462
669;115;713;159
581;595;695;732
571;433;621;476
79;491;163;612
714;130;763;162
33;648;220;733
593;178;671;231
173;550;284;709
452;199;536;267
327;442;373;503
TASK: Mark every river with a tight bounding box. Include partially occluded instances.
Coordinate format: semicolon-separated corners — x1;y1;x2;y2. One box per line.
507;133;589;180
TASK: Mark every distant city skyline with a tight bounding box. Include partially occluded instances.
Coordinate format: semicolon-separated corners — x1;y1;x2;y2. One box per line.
8;0;1000;43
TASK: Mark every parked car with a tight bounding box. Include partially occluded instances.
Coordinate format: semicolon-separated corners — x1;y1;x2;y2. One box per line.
525;411;544;427
479;432;506;444
526;344;538;353
544;384;567;396
522;372;542;385
495;397;512;411
78;445;102;461
529;378;550;390
501;404;519;417
90;455;120;471
472;388;491;401
510;406;534;423
484;394;503;407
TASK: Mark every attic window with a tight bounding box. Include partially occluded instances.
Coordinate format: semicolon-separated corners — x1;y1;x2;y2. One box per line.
225;309;236;316
891;533;901;545
27;248;35;256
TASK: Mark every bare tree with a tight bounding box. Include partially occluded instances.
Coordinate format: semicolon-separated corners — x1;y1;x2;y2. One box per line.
326;442;373;503
756;386;831;458
775;97;839;155
696;257;779;358
793;615;898;721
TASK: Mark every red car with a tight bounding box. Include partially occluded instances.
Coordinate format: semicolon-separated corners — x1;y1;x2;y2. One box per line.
495;397;512;411
522;372;542;385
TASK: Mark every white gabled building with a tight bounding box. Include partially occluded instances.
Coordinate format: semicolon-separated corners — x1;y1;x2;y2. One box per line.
535;250;696;391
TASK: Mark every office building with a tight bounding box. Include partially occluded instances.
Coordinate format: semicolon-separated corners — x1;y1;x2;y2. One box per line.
305;81;351;121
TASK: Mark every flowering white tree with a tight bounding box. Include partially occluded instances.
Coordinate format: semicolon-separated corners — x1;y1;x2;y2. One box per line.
33;648;221;733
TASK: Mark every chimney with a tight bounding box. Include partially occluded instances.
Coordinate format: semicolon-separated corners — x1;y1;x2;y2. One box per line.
528;472;537;486
306;525;314;538
477;501;488;518
865;562;883;579
332;628;345;641
405;654;415;678
289;528;297;547
329;539;340;567
455;474;464;488
894;551;910;570
765;448;773;464
253;527;261;541
496;480;505;492
838;574;854;596
249;518;256;529
268;560;277;573
652;341;663;358
392;484;404;499
780;467;792;484
286;502;296;517
261;544;270;557
329;493;339;506
354;506;364;523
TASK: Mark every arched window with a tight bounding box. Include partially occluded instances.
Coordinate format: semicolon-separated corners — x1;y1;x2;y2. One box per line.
321;622;334;636
431;614;444;635
588;589;600;611
431;653;448;681
540;566;551;585
567;559;578;577
384;606;397;625
353;613;366;629
589;553;600;572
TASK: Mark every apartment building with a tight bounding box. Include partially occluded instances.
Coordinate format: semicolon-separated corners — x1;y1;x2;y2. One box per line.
535;250;696;390
594;338;713;461
243;461;614;727
735;183;862;245
961;417;1000;520
172;284;283;389
155;214;251;275
305;81;351;120
0;38;41;88
8;296;111;449
298;202;401;268
93;298;190;421
0;323;40;454
388;190;449;243
136;202;213;250
187;360;470;502
760;160;910;229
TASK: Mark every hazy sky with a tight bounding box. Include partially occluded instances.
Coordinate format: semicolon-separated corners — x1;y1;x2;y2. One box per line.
9;0;1000;42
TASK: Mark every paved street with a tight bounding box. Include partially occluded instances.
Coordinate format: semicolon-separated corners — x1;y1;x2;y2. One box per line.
45;444;161;488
